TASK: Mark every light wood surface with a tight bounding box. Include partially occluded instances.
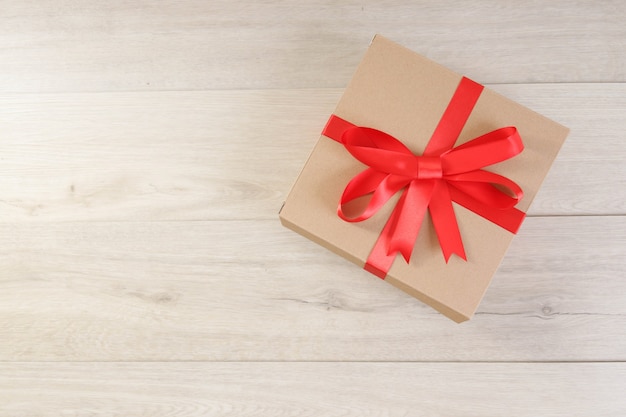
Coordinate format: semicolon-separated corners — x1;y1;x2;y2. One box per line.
1;216;624;362
1;1;624;91
1;363;624;417
1;1;625;415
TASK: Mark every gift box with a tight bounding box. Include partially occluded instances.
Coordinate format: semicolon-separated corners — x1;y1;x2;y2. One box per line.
279;35;569;322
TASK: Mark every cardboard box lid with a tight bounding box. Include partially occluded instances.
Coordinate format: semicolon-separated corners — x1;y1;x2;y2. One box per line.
280;35;569;322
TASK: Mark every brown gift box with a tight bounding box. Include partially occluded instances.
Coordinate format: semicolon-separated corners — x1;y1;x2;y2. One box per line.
279;35;569;322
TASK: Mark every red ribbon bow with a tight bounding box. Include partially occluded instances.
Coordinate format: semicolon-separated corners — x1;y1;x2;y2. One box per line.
322;77;526;278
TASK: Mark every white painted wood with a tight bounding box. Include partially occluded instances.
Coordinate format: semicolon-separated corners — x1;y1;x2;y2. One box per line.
1;1;624;412
1;84;623;222
0;217;623;361
0;1;624;92
1;362;624;417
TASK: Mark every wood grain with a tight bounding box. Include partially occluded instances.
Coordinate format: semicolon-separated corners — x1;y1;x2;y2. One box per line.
1;216;623;361
1;84;624;223
1;362;624;417
0;1;624;92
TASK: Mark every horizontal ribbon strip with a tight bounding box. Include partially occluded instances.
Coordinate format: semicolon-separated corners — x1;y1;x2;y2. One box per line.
322;76;526;278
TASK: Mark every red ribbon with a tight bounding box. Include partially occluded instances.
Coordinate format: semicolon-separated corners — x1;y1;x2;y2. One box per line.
322;77;525;278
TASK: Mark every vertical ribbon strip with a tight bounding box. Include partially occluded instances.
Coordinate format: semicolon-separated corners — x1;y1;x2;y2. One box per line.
322;77;526;278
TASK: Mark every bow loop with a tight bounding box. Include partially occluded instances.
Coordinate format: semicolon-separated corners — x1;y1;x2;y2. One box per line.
337;169;410;223
342;126;416;177
441;127;523;174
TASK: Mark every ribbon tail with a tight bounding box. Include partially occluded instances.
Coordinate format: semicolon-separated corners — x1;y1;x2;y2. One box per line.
387;180;435;263
364;180;435;278
429;181;466;262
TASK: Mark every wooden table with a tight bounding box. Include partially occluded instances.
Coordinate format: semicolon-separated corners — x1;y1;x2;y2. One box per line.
1;1;624;415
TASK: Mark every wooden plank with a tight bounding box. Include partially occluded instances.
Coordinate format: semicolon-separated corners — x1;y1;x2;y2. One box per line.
1;84;624;222
1;362;624;416
0;1;624;92
0;216;624;361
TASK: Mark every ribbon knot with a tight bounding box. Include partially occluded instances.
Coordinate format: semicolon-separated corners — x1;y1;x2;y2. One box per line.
416;156;442;179
322;77;527;278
